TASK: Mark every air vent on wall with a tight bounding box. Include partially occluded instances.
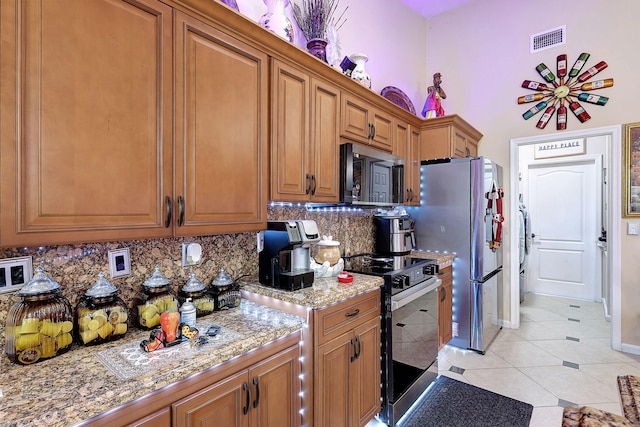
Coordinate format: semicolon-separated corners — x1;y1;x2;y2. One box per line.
530;25;566;53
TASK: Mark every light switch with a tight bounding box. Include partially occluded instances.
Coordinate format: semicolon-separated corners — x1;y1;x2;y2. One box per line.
0;256;33;294
108;248;131;278
627;222;640;235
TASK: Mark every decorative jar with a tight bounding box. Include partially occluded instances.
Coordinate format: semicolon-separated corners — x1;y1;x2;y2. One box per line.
179;273;214;317
313;235;341;266
307;38;328;62
259;0;294;43
75;272;129;346
133;266;179;329
209;268;241;311
350;53;372;88
5;266;73;365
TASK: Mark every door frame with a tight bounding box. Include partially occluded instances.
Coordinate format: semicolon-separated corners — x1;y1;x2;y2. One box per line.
524;155;602;301
509;125;622;351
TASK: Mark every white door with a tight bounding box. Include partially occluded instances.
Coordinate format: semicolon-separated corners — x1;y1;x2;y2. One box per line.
527;157;601;300
371;163;391;203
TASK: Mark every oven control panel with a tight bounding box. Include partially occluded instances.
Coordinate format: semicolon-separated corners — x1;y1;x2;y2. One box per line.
389;259;437;292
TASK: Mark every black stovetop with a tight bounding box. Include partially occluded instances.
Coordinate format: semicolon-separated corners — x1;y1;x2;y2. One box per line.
343;254;433;276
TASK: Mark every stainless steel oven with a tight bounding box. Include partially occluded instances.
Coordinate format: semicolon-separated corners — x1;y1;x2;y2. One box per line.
344;255;440;426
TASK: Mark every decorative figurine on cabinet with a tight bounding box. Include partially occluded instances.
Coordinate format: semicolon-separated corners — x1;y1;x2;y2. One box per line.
421;72;447;118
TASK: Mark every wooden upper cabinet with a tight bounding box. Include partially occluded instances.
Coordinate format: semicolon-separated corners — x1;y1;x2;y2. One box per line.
407;126;421;206
271;59;339;203
0;1;269;247
0;0;173;247
393;119;420;206
420;114;482;161
310;78;341;202
341;93;393;152
174;12;268;235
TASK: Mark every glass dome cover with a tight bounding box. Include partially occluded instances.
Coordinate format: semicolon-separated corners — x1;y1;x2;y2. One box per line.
16;265;60;296
211;268;233;287
182;273;206;293
143;266;170;288
85;272;119;298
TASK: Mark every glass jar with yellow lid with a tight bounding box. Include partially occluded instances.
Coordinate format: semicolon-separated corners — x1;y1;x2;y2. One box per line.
5;266;73;365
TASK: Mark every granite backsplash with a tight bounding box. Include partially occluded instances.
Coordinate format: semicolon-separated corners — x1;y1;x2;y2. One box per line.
0;206;376;348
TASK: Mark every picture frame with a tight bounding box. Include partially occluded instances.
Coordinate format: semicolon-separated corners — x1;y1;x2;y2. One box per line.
623;122;640;217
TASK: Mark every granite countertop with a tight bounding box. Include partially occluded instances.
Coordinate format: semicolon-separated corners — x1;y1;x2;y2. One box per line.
240;272;384;309
0;300;304;427
410;250;456;269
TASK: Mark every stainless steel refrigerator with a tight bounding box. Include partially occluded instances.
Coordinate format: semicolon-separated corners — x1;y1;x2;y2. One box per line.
411;157;503;354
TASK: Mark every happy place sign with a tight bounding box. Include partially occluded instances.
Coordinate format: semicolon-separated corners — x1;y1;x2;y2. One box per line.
534;138;585;159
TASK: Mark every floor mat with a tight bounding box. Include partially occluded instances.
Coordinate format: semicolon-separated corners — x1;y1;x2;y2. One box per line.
400;375;533;427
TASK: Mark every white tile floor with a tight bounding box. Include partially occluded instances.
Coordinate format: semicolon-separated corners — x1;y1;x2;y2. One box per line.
436;293;640;426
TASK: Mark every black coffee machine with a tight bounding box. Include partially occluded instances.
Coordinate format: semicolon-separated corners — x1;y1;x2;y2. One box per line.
259;220;320;291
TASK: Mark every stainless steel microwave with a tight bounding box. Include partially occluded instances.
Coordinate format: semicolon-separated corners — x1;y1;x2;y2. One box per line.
340;143;404;206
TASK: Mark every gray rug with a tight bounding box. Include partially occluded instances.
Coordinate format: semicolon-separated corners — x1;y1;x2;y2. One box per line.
400;376;533;427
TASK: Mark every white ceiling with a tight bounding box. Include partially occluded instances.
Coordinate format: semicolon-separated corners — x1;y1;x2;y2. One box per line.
399;0;474;19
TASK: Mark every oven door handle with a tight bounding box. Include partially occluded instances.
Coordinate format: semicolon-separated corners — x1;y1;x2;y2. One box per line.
390;278;441;311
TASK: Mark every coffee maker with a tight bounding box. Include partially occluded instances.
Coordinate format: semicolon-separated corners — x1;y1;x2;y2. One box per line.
259;220;320;291
374;215;416;255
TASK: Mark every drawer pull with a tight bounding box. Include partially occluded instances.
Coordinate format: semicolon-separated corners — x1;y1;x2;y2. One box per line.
345;309;360;318
252;376;260;408
164;196;172;228
242;382;250;415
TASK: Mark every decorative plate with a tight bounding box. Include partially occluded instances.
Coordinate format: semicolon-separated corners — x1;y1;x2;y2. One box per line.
218;0;239;12
381;86;416;115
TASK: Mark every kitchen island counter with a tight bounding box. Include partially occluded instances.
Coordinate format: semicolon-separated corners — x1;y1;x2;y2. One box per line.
0;300;304;427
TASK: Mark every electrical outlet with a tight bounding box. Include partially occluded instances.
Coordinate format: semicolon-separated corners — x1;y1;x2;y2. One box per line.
627;222;640;235
182;243;202;267
108;248;131;278
0;256;33;294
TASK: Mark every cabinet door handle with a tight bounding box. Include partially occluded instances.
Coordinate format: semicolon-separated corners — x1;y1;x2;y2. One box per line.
345;308;360;318
311;174;317;195
350;338;356;362
252;376;260;408
465;147;471;157
355;335;361;360
367;123;373;139
305;174;311;194
371;124;376;140
177;196;185;227
242;382;250;415
440;286;446;303
164;196;172;228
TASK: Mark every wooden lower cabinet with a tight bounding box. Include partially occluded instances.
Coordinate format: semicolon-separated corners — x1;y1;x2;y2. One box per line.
126;408;172;427
438;266;453;350
173;344;300;427
78;334;300;427
314;292;381;427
